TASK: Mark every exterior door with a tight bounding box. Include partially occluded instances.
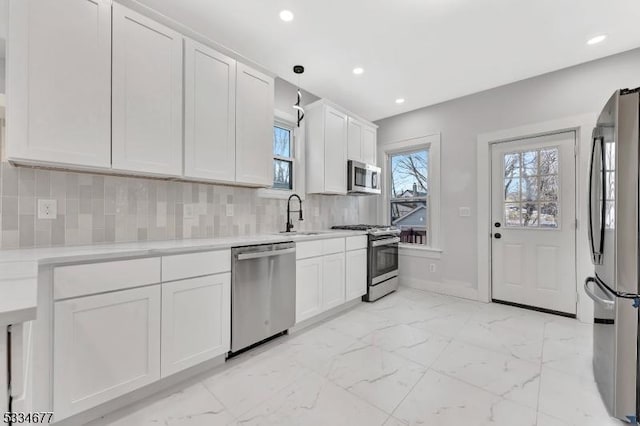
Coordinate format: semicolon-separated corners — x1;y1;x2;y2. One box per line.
491;132;576;314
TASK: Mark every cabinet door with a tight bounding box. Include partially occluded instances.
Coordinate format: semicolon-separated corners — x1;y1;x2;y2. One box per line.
235;63;273;187
161;273;230;377
322;252;346;310
296;257;323;323
7;0;111;168
184;39;236;183
54;285;161;420
346;249;367;301
324;106;348;194
347;117;363;161
112;4;183;177
362;125;377;165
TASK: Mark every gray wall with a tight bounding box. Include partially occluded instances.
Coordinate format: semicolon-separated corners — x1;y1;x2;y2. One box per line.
376;47;640;289
0;78;363;249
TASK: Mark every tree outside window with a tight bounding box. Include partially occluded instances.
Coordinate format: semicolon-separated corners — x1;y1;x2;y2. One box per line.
389;149;429;245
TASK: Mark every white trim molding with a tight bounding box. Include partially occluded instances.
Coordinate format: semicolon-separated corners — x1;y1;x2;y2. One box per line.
476;113;597;322
378;133;441;249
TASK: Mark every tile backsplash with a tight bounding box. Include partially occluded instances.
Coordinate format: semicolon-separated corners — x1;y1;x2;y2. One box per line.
0;161;371;249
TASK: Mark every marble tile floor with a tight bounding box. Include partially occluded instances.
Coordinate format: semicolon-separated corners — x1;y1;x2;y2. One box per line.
90;287;623;426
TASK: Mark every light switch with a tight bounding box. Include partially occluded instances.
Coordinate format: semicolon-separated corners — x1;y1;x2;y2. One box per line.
459;207;471;217
226;204;234;217
37;199;57;219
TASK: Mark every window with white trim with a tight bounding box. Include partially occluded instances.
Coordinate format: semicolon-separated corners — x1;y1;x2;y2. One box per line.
382;134;441;250
258;110;305;199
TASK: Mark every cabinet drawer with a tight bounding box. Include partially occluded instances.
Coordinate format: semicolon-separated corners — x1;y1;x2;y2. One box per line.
346;235;367;251
162;250;230;282
54;257;161;300
296;240;323;260
322;238;345;255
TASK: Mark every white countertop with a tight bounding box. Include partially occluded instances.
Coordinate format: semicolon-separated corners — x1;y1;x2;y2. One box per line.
0;230;366;326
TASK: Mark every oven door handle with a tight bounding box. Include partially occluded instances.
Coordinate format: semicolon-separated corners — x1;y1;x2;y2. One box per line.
371;237;401;247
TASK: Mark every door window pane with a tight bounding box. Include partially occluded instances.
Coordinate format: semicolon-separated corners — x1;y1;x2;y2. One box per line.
522;151;538;176
540;203;558;228
502;147;559;229
504;203;521;227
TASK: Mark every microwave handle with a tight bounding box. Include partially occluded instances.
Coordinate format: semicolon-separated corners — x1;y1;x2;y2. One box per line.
587;135;605;265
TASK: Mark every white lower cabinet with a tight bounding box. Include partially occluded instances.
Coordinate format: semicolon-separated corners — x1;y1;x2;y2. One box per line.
296;257;323;322
161;273;230;377
53;285;161;420
346;249;367;301
322;253;346;310
295;239;353;324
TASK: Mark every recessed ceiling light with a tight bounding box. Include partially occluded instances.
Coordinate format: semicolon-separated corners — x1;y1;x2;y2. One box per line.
587;34;607;45
352;67;364;75
279;10;294;22
395;98;405;104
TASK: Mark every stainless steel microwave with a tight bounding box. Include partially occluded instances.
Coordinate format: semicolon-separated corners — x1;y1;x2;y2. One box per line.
347;160;381;195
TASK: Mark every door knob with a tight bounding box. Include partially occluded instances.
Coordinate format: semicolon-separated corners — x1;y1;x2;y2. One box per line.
494;233;502;239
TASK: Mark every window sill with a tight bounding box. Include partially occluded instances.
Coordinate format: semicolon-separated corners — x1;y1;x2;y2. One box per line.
399;244;442;259
257;188;306;201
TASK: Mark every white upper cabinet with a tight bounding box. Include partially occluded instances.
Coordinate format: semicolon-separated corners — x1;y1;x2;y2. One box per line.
306;102;348;195
347;117;363;161
347;116;377;165
184;39;236;183
235;63;274;187
7;0;111;168
362;125;377;165
112;4;183;177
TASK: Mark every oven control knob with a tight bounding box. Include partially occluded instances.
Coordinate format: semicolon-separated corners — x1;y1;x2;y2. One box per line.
494;233;502;239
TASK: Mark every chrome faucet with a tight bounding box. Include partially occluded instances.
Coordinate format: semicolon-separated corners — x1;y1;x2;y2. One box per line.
286;194;303;232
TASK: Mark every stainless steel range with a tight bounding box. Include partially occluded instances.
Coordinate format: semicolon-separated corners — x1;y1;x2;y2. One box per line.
332;225;400;301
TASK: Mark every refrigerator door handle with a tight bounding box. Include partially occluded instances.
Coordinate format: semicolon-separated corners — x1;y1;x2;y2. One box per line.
588;135;606;265
584;277;615;309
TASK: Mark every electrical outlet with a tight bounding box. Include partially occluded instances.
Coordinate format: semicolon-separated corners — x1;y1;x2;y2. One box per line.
37;199;57;219
459;207;471;217
429;263;436;273
183;203;194;219
226;204;234;217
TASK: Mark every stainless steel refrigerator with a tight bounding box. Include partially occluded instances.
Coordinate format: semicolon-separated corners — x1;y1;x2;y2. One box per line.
585;87;640;423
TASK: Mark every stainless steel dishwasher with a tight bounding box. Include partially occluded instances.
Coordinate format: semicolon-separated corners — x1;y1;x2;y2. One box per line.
230;242;296;354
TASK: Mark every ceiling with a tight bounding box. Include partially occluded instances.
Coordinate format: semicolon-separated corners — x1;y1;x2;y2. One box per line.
135;0;640;121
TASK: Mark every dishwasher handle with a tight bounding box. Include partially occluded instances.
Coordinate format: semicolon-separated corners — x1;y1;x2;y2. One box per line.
236;247;296;261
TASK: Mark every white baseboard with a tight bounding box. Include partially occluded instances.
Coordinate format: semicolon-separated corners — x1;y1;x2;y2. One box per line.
400;277;480;302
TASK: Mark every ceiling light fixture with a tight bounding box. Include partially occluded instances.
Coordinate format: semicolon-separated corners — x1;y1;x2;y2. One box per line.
395;98;405;104
292;65;305;127
352;67;364;75
279;10;294;22
587;34;607;45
